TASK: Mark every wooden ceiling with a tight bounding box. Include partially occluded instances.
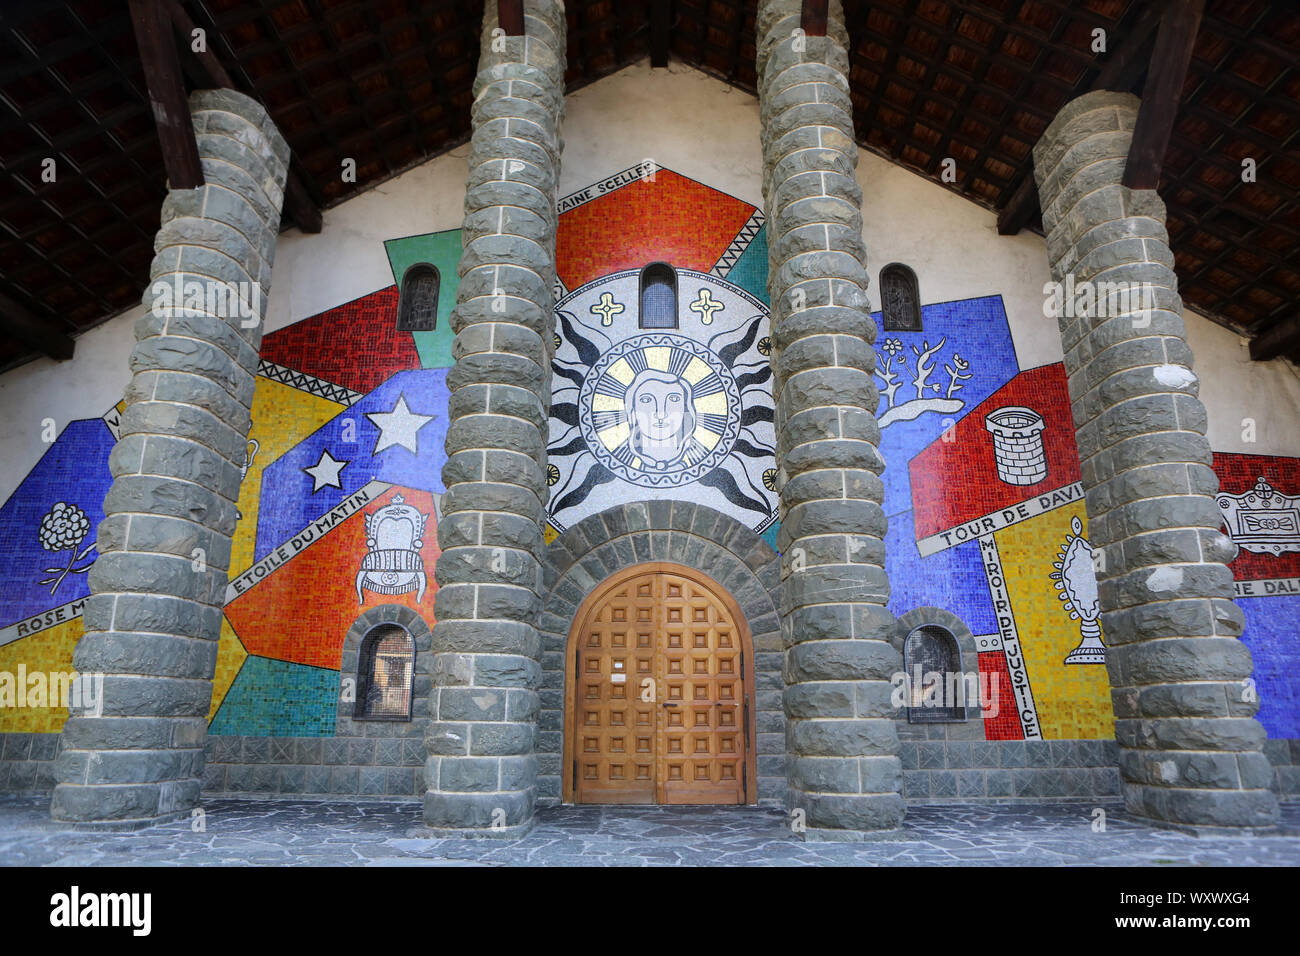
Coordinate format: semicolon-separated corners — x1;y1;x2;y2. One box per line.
0;0;1296;372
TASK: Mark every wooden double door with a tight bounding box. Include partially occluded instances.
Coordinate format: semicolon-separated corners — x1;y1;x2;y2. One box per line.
565;564;754;805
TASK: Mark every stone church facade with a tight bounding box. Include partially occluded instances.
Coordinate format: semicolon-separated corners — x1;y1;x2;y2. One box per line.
0;1;1297;840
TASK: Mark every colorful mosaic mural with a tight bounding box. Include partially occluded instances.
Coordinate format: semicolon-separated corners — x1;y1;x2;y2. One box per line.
547;165;777;544
0;227;463;737
876;294;1111;741
0;165;1294;759
1213;453;1300;739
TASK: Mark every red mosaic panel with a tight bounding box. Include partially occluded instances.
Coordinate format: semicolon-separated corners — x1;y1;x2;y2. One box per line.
556;169;756;289
1212;452;1300;582
978;651;1023;741
259;286;420;394
910;363;1082;540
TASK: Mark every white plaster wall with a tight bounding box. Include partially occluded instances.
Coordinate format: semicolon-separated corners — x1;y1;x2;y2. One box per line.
559;62;765;207
1187;312;1300;454
0;61;1295;503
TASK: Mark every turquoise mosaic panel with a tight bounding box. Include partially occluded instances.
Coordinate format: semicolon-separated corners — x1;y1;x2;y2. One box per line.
209;655;339;737
384;229;463;369
723;223;769;306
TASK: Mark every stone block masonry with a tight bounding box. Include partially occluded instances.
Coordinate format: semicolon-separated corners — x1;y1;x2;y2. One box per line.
50;89;290;828
1032;90;1278;832
757;0;905;838
422;0;565;837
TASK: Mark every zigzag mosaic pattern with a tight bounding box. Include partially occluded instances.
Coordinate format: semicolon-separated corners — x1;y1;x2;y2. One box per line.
711;209;766;277
257;360;362;406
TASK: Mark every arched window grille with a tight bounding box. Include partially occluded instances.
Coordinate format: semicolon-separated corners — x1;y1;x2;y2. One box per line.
879;262;922;332
397;263;439;332
639;262;678;328
902;624;966;723
354;623;415;720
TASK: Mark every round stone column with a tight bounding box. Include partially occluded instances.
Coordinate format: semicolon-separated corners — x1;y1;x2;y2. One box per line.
1033;90;1278;831
52;89;290;827
422;0;565;836
757;0;904;838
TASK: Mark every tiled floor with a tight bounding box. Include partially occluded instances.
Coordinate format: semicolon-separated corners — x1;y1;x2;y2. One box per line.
2;796;1299;866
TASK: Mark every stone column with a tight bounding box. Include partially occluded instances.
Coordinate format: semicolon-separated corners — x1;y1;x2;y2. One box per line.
423;0;564;836
52;89;289;827
757;0;904;838
1033;91;1278;831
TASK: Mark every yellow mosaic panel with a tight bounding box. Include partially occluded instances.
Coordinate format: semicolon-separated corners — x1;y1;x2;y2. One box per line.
0;616;82;734
994;507;1114;740
208;616;248;723
229;377;343;576
543;522;560;545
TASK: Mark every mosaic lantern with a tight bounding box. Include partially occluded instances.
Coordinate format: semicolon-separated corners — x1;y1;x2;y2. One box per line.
235;439;259;520
984;406;1048;485
1051;515;1105;665
356;495;428;603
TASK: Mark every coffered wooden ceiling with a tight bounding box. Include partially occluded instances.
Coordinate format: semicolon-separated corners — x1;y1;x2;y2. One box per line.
0;0;1295;371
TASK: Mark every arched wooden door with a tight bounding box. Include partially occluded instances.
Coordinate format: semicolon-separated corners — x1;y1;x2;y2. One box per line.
563;563;756;805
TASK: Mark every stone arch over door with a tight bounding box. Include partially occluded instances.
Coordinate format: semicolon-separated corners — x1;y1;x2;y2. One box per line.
538;502;784;806
890;607;978;724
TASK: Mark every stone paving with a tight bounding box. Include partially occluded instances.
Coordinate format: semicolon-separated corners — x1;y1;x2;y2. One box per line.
2;795;1299;865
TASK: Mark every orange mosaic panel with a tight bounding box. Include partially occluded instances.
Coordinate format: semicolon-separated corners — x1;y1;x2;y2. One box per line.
224;486;440;670
556;169;757;289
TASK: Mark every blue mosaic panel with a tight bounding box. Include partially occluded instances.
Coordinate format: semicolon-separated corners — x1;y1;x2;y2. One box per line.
0;417;114;628
886;511;996;634
254;368;449;561
1239;594;1300;739
209;655;339;737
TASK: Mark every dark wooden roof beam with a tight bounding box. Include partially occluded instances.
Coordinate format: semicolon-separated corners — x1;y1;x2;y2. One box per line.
1249;313;1300;363
498;1;524;37
802;0;828;37
165;0;321;233
651;0;671;67
996;173;1039;236
1123;0;1206;190
996;0;1172;235
129;0;203;190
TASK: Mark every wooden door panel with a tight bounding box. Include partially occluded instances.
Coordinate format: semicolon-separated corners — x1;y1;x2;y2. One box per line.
657;572;746;804
570;564;750;805
574;577;656;803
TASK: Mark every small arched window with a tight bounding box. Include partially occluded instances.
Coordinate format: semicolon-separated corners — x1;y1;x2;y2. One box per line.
354;623;415;720
879;262;922;332
639;262;678;328
397;263;439;332
903;624;965;723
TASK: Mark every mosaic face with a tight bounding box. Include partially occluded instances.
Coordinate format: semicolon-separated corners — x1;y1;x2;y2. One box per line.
548;269;777;535
582;334;739;485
